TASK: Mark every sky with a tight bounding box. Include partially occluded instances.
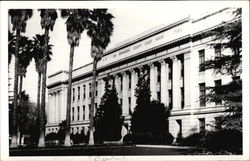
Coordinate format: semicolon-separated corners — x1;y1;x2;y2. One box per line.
7;1;242;102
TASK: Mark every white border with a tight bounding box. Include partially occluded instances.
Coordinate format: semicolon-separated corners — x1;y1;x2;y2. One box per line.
1;1;249;161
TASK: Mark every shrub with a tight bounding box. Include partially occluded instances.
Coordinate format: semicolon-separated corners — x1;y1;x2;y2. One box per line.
205;129;242;153
154;132;174;145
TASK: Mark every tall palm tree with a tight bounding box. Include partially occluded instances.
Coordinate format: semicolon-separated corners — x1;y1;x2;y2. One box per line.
32;34;53;145
60;9;90;146
8;31;15;65
87;9;114;145
16;36;33;145
38;9;58;147
9;9;33;148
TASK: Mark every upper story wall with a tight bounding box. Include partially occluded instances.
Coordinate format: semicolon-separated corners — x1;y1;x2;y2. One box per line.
47;8;234;89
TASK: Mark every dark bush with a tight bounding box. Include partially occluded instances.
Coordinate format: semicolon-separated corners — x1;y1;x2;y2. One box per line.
123;132;155;144
45;132;58;141
123;134;133;143
179;132;204;146
205;129;242;153
154;132;174;145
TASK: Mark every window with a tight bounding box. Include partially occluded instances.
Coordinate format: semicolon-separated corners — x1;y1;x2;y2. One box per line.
199;118;205;134
168;90;172;109
181;59;184;77
215;80;222;105
120;99;123;106
168;63;172;80
157;92;161;102
96;82;98;96
128;97;131;111
89;83;92;97
72;88;75;101
199;49;205;72
214;45;221;58
83;85;86;99
89;104;91;119
82;105;85;120
72;107;74;121
199;83;206;107
77;106;80;121
157;66;161;82
78;86;80;100
176;120;182;138
129;74;131;89
181;87;184;109
215;117;222;130
120;77;123;90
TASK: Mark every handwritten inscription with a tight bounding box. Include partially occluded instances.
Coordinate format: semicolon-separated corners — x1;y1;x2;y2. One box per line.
91;156;126;161
173;28;182;34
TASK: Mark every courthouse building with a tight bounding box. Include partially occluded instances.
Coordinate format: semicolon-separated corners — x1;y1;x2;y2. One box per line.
46;8;236;139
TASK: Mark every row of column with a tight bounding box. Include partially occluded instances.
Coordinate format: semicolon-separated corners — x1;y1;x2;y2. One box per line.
48;90;62;124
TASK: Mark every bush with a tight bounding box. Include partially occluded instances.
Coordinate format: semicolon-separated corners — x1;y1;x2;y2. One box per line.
178;132;204;146
154;132;174;145
205;129;242;153
123;132;173;145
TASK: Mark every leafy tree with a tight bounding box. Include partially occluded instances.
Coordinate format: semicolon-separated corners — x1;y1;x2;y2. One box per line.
131;68;170;136
86;9;114;145
60;9;90;146
38;9;58;147
9;9;33;148
201;8;242;132
94;77;123;143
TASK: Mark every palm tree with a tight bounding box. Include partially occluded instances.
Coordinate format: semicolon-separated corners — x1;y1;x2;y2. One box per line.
16;36;33;145
8;31;15;65
87;9;114;145
9;9;33;148
32;34;53;145
38;9;58;147
60;9;90;146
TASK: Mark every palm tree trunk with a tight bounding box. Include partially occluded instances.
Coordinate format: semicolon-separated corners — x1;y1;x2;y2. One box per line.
18;75;23;145
10;29;20;148
64;45;74;146
89;57;97;145
37;72;41;141
38;29;49;147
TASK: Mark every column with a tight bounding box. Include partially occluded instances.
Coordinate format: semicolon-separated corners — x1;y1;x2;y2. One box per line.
57;91;61;122
48;94;52;124
172;55;181;110
184;53;191;108
122;72;129;116
55;92;58;123
130;69;138;112
160;59;169;106
150;63;157;100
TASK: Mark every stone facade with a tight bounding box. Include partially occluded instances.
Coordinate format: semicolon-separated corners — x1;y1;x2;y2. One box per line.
46;8;236;139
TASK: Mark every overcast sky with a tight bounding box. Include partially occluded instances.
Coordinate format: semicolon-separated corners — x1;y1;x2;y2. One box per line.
6;1;243;102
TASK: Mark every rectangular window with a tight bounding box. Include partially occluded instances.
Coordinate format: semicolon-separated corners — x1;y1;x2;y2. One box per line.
96;82;98;96
214;45;221;58
120;99;123;106
199;118;205;134
121;77;123;91
83;85;86;99
78;86;80;100
157;66;161;82
157;92;161;102
199;83;206;107
181;87;184;109
77;106;80;121
129;74;131;89
72;107;74;121
199;49;205;72
168;63;172;80
215;80;222;105
89;104;91;119
215;117;222;130
83;105;85;120
181;59;184;77
89;83;92;97
72;88;75;101
128;97;131;113
168;90;172;109
177;119;182;138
